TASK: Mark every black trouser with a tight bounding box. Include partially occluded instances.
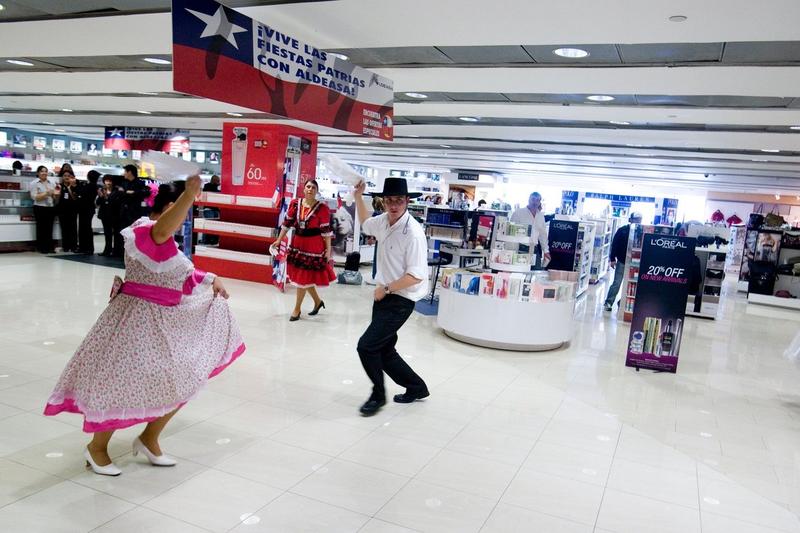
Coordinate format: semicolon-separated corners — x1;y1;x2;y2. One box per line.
59;207;78;252
78;209;95;253
33;205;55;253
100;217;114;254
357;295;427;401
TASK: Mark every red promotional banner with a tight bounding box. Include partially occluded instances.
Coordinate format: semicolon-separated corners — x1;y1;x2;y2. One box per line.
172;0;394;139
104;127;190;153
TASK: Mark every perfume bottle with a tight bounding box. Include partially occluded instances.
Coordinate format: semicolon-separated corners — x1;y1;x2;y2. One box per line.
659;320;674;357
231;128;248;186
629;331;644;354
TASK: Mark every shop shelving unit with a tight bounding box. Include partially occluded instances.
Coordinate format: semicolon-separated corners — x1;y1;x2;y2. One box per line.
574;221;596;296
586;217;614;284
686;248;726;319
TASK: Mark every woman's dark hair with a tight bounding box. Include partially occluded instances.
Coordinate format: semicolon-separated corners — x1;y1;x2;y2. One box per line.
152;184;178;214
36;165;48;174
12;160;23;170
87;170;101;184
58;163;74;177
305;179;319;189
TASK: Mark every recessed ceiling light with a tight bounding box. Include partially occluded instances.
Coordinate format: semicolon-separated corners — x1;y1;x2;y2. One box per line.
137;110;152;114
553;47;589;58
328;53;349;61
791;126;800;130
761;149;780;153
357;140;369;144
7;59;34;66
609;120;630;125
143;57;171;65
226;112;243;117
138;91;159;95
0;4;5;11
407;134;420;138
55;129;65;132
775;194;781;200
587;95;614;102
752;158;768;162
404;92;428;99
440;144;451;148
61;108;73;112
43;121;55;125
458;116;479;122
669;15;688;22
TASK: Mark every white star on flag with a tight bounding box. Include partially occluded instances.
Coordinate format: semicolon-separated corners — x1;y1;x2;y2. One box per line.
109;128;123;137
186;6;247;50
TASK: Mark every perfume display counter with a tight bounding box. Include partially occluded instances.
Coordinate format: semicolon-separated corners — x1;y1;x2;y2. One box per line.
437;289;574;351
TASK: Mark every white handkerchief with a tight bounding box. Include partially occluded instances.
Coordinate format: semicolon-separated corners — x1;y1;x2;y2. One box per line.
141;150;200;182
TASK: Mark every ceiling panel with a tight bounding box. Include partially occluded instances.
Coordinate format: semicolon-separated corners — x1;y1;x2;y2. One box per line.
445;92;510;102
723;41;800;63
618;43;723;63
436;45;533;64
326;47;453;66
522;44;622;64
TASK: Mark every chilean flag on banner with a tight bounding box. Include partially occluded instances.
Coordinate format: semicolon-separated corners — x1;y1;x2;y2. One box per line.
104;127;130;150
171;0;394;138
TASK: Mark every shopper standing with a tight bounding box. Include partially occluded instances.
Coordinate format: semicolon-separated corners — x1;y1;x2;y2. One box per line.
119;164;150;230
353;178;429;416
76;170;100;254
604;212;642;312
28;165;58;254
57;170;80;253
510;192;551;265
96;175;122;256
44;176;244;476
271;179;335;320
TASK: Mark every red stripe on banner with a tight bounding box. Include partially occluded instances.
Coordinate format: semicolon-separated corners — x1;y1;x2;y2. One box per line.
104;138;130;150
172;44;393;139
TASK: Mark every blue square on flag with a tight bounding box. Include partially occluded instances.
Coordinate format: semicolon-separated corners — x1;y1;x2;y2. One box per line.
172;0;253;67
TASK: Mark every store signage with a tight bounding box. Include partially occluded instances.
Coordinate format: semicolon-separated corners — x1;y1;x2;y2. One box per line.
547;220;579;271
585;192;656;203
171;0;394;139
457;172;480;181
104;127;190;153
626;234;696;373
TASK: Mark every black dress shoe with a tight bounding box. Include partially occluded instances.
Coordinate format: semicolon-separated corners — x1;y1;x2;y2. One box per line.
359;398;386;416
308;300;325;316
393;389;430;404
289;314;300;322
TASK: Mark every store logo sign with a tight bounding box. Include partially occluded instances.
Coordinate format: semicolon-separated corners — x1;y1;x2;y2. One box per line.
552;222;573;231
652;238;686;250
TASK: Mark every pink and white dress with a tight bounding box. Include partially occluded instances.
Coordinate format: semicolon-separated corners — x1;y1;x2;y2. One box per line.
44;217;245;433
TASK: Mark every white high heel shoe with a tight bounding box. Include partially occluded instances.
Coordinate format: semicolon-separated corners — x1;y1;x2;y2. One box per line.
132;437;177;467
84;448;122;476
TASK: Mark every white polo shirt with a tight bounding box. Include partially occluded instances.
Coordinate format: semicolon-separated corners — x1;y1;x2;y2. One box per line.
362;211;429;302
510;206;549;254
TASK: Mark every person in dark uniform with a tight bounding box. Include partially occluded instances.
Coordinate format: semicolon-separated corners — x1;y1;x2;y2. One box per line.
119;164;151;231
604;212;642;311
57;170;80;253
77;170;100;254
96;174;122;256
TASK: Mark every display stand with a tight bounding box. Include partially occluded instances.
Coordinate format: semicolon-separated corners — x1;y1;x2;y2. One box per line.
686;247;726;319
727;224;746;274
437;281;575;351
618;223;674;322
746;229;800;309
575;221;596;296
490;216;533;272
587;217;617;284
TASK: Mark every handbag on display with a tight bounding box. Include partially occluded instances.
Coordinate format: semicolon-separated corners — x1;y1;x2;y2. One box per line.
748;261;777;295
748;204;765;229
764;212;786;228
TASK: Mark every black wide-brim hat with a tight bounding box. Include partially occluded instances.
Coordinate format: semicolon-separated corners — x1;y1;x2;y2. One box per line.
366;177;422;198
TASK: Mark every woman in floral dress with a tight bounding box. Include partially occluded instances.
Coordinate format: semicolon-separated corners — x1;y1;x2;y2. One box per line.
44;176;244;476
272;179;336;321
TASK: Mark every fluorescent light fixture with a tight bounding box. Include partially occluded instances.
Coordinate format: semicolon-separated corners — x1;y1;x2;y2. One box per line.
137;110;152;114
761;149;780;153
440;144;451;148
144;57;171;65
404;92;428;99
553;47;589;58
357;140;369;144
407;134;420;138
669;15;688;22
138;91;159;95
0;4;5;10
458;116;479;122
775;194;781;200
791;126;800;130
61;108;73;112
587;95;614;102
55;129;65;132
226;112;243;117
420;154;429;157
7;59;34;66
43;121;55;125
609;120;630;125
328;53;349;61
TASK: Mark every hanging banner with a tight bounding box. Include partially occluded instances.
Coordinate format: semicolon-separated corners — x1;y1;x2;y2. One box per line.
626;234;696;373
104;127;190;153
547;220;579;271
171;0;394;139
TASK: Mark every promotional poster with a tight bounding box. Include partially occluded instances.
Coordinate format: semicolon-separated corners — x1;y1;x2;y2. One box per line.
626;234;696;373
104;127;190;153
547;220;579;271
172;0;394;138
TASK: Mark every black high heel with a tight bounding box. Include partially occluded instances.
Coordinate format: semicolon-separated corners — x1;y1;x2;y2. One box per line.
289;314;300;322
309;301;326;316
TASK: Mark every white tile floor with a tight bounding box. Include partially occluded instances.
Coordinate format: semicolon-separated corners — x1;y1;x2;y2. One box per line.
1;250;800;532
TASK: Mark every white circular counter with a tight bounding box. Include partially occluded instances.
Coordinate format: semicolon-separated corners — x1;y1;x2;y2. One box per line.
437;289;574;351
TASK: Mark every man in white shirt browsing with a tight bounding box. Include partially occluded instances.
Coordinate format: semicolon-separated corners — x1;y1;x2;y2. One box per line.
354;178;430;416
510;191;551;265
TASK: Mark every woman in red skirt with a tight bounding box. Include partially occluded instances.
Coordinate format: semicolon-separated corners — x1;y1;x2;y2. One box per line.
272;179;336;321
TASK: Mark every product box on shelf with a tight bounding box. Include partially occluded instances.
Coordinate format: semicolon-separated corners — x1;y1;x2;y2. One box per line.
548;269;579;282
479;273;495;297
494;272;510;299
235;195;274;208
199;192;235;204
